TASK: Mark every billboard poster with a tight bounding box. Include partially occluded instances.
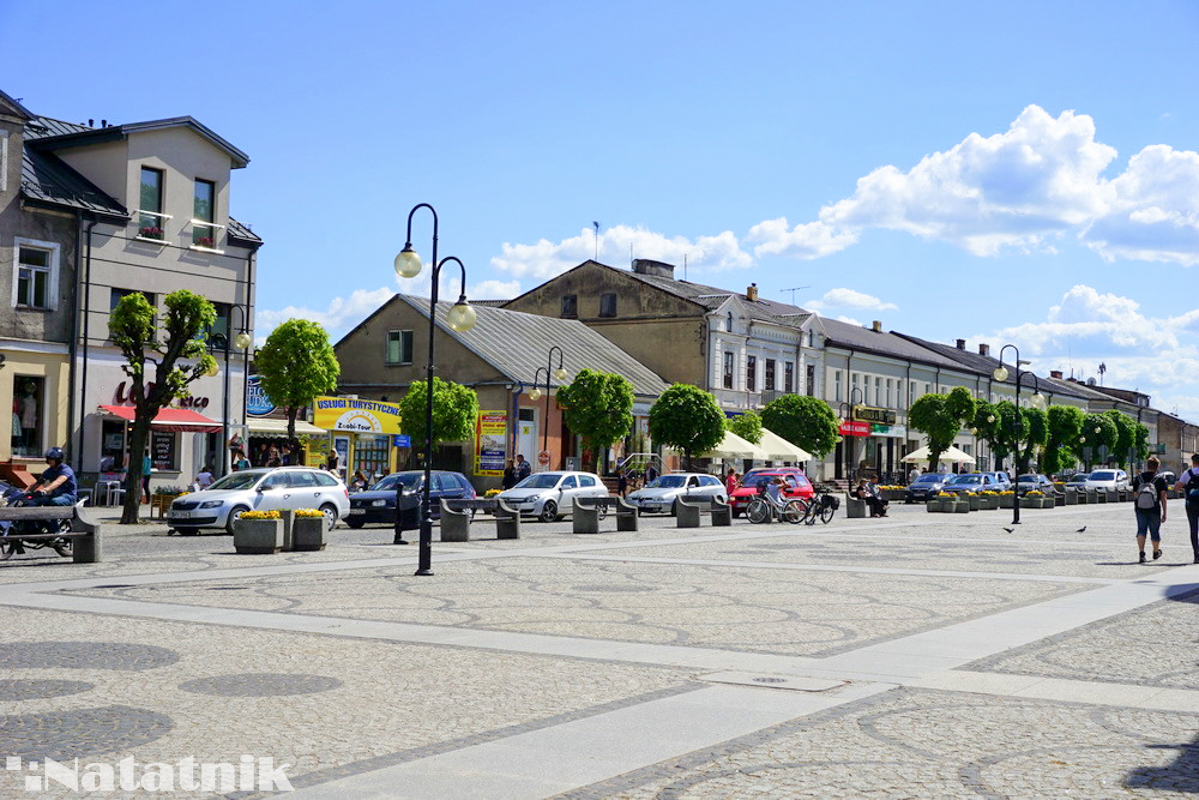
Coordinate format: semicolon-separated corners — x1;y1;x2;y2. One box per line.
474;410;507;476
313;396;403;434
246;375;276;416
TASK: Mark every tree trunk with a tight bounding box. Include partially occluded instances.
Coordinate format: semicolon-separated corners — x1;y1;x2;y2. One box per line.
286;406;298;442
120;420;152;524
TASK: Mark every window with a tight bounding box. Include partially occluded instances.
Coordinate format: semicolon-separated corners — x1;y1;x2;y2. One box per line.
386;330;414;364
16;245;52;309
746;356;757;392
806;364;815;397
599;293;617;317
193;179;217;248
834;370;842;403
110;288;156;312
138;167;166;240
11;376;44;457
875;377;882;405
727;312;733;331
808;330;814;347
580;474;597;487
723;352;734;389
354;434;389;478
764;359;776;391
784;361;794;393
207;302;232;350
561;294;577;318
886;379;893;407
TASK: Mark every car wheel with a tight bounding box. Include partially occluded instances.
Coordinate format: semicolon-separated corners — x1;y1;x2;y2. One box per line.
346;520;364;529
225;506;249;535
539;500;557;523
670;501;677;517
731;509;742;518
175;527;201;536
320;504;339;532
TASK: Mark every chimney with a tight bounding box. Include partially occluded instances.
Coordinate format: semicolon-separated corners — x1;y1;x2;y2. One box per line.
955;338;966;350
978;343;990;357
87;119;94;127
872;320;883;333
747;283;759;302
101;119;107;127
631;259;675;279
1050;370;1063;379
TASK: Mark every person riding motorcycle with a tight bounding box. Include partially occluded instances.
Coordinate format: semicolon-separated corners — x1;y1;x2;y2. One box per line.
29;447;78;507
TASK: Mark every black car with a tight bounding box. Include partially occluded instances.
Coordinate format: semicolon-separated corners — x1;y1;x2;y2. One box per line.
905;473;952;502
345;471;475;528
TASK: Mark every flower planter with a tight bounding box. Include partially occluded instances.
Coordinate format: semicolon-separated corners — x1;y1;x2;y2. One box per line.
926;498;944;512
233;519;283;554
999;495;1014;508
967;495;981;511
1064;491;1077;505
1054;494;1065;507
949;500;970;514
976;496;999;510
291;517;327;551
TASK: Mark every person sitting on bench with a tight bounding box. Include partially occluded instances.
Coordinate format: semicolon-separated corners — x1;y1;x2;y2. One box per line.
852;476;888;518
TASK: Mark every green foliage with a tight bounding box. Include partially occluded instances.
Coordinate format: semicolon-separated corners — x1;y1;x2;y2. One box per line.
1018;407;1049;468
908;387;976;471
760;395;838;457
1044;404;1085;475
726;410;763;444
647;385;725;469
1133;422;1150;464
557;369;635;469
256;319;340;439
1079;412;1118;468
108;289;217;524
1103;410;1135;467
398;377;479;445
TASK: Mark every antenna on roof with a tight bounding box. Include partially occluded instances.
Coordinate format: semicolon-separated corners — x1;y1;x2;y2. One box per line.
683;254;687;282
781;286;811;305
1098;362;1106;386
592;221;600;261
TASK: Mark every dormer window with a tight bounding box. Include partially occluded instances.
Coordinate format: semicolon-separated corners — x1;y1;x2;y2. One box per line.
137;167;167;241
192;179;221;249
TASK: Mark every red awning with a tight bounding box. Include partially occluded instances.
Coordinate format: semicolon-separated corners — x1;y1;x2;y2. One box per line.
99;405;222;433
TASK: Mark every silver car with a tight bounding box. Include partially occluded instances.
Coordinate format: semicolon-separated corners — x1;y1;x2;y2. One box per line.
167;466;350;534
497;471;609;522
626;473;726;515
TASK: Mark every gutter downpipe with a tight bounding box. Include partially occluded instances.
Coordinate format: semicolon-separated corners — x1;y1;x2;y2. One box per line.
72;216;98;468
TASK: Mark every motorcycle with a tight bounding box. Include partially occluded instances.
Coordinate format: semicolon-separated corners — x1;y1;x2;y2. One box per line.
0;484;74;560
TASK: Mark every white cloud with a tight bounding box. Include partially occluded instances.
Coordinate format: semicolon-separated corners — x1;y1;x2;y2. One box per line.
805;287;897;311
747;218;858;259
835;315;863;326
256;286;395;345
468;279;522;300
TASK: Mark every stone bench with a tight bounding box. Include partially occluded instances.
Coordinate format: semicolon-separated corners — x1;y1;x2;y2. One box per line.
675;495;732;528
440;499;521;542
845;494;868;519
0;504;102;563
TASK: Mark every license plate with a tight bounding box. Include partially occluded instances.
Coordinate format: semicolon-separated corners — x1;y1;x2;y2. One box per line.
349;509;366;516
169;511;192;520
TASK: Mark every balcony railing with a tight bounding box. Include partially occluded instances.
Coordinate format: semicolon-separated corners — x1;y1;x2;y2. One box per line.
191;219;225;251
135;209;171;241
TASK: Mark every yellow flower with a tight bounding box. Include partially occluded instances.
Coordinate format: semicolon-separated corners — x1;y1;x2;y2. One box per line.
484;488;502;498
294;509;325;518
239;510;281;520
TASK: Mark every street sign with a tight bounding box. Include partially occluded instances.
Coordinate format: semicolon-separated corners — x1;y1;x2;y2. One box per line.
537;450;551;466
393;434;411;448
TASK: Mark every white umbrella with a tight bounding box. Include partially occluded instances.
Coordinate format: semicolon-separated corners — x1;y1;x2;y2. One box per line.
902;445;975;464
757;428;812;462
667;430;769;461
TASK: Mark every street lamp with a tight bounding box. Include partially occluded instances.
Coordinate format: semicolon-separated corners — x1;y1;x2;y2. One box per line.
838;387;865;479
993;345;1046;525
528;346;568;468
208;303;252;478
395;203;476;576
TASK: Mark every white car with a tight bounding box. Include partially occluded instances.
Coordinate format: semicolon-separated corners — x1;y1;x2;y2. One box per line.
167;466;350;534
1084;469;1131;492
626;473;726;515
497;471;609;522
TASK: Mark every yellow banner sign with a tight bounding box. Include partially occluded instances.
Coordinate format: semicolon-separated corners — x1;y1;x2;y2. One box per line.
313;396;403;435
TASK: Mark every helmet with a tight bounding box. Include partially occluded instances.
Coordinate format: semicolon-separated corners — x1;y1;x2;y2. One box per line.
44;447;64;461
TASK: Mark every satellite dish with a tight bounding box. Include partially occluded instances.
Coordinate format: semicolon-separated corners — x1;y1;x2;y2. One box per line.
1086;377;1097;386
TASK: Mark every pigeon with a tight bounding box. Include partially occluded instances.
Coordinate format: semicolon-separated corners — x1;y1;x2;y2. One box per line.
1003;527;1014;534
1076;526;1087;533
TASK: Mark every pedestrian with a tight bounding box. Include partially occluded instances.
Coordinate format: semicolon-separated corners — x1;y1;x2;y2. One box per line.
141;449;152;503
515;454;532;481
1132;455;1169;563
908;465;920;485
502;459;518;490
1174;453;1199;564
325;449;340;474
232;448;251;472
617;470;628;497
645;462;658;484
194;464;215;491
725;468;739;497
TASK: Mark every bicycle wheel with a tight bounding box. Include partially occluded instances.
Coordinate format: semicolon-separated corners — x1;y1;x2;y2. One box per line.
597;504;609;521
746;498;770;524
0;539;16;561
781;499;804;524
819;500;835;524
53;538;73;558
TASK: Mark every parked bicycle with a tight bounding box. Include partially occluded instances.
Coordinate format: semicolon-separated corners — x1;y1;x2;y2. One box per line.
802;483;839;525
745;481;806;524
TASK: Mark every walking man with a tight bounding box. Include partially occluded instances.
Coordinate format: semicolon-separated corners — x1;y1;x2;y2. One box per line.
1174;453;1199;564
1133;455;1169;563
514;454;532;482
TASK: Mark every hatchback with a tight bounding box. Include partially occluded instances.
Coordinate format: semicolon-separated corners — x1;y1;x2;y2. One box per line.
167;467;350;534
905;473;951;502
626;473;726;515
940;473;1001;496
346;470;475;528
497;471;609;522
1085;469;1130;492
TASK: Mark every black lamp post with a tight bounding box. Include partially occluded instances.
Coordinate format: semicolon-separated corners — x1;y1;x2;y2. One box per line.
838;387;865;479
206;304;252;478
394;203;476;576
528;346;567;469
993;345;1046;525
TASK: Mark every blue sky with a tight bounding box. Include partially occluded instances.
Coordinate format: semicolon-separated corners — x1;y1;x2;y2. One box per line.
6;1;1199;420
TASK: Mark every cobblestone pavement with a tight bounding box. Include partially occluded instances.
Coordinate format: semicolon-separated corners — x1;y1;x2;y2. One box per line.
0;501;1196;798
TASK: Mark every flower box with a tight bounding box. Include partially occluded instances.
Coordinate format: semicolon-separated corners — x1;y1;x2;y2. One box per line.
926;497;946;512
978;495;999;510
999;495;1014;508
291;517;326;551
233;518;283;554
967;494;981;511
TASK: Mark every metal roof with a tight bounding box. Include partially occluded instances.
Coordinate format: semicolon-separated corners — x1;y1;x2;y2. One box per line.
227;217;262;245
818;317;968;370
401;295;671;398
20;148;127;218
28;115;250;168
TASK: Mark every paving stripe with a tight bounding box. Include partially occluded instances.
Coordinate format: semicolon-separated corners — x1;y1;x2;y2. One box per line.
909;669;1199;713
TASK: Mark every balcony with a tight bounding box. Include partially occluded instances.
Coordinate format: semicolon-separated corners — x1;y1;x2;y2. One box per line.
135;210;171;242
191;220;225;252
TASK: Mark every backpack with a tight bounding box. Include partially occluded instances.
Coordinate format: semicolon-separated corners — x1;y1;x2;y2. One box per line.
1135;475;1159;510
1186;469;1199;504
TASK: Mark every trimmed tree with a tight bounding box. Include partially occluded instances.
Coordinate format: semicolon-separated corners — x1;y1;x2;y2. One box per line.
1079;412;1118;469
397;377;479;464
907;387;977;473
726;410;763;444
1018;406;1049;473
647;385;725;471
1044;404;1085;476
557;369;635;472
109;290;217;524
256;319;340;441
1103;410;1135;468
760;395;838;457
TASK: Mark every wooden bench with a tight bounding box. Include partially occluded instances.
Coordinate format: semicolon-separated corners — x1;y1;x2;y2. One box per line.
440;498;520;541
675;495;732;528
0;504;102;563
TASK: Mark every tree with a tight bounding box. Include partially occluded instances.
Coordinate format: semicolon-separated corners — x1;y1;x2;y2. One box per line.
1018;406;1049;472
1044;404;1085;476
397;377;479;461
647;384;725;470
1079;413;1118;469
256;319;340;440
726;410;763;444
907;387;976;472
1103;410;1135;468
760;395;838;457
1133;421;1151;468
109;290;217;524
557;369;635;472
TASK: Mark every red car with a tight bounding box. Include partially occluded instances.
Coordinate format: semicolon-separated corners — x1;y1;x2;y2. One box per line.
729;469;814;517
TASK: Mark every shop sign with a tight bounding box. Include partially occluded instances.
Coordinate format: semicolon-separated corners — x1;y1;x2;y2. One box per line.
313;396;403;434
839;420;871;437
246;375;276;416
870;423;907;438
852;405;897;425
474;411;507;477
114;381;209;410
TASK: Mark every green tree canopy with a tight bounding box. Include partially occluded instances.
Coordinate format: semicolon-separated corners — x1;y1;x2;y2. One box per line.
398;378;479;451
1133;422;1151;466
1079;412;1118;469
760;395;838;457
726;410;763;444
1019;406;1049;470
557;369;635;471
1103;410;1135;467
908;387;977;472
256;319;340;440
1044;404;1085;476
109;290;217;524
647;384;725;470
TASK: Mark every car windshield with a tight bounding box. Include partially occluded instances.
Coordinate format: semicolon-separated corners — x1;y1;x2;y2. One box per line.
1091;471;1116;480
371;474;421;492
1067;474;1088;483
1017;475;1041;482
514;474;562;490
914;474;943;484
948;475;981;485
207;471;264;491
649;475;688;489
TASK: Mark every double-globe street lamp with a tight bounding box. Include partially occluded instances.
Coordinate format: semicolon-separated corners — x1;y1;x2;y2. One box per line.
205;303;253;478
993;345;1046;525
838;386;865;480
528;346;568;469
394;203;477;576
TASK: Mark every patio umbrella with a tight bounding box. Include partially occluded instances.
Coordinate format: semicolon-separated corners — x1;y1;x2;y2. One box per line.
667;430;769;461
756;428;812;462
901;445;976;464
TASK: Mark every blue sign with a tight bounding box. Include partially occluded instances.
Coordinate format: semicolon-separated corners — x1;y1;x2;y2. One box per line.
393;434;412;448
246;375;276;416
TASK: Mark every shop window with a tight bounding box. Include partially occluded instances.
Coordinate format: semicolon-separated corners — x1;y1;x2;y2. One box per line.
354;434;390;480
560;294;577;318
386;330;413;364
599;293;617;317
14;239;60;311
100;420;127;472
11;376;44;457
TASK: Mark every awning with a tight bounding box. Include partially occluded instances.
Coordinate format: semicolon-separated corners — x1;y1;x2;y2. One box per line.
757;428;812;462
669;430;769;460
901;445;976;464
99;404;222;433
247;417;327;437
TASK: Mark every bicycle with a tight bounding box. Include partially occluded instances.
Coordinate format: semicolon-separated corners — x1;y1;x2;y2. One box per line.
745;491;805;524
803;484;839;525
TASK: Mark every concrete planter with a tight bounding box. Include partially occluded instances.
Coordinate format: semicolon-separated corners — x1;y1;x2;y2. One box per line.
926;497;944;512
234;519;283;554
1065;491;1078;505
1076;492;1088;505
978;495;1000;510
967;495;981;511
950;500;970;514
999;495;1015;508
1105;490;1118;503
291;517;327;551
1054;494;1065;507
1095;492;1107;504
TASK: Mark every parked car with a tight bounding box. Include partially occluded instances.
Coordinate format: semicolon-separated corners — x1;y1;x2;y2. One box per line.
940;473;1003;496
905;473;952;502
729;470;813;517
1085;469;1131;492
626;473;726;515
984;472;1014;492
1016;474;1055;495
167;466;350;534
345;470;475;528
1063;473;1090;491
497;471;609;522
